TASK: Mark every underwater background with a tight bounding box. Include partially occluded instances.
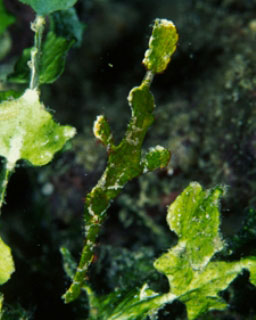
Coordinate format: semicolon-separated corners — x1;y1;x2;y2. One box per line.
1;0;256;319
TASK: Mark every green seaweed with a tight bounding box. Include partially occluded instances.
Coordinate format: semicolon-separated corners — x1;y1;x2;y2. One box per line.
155;183;256;320
0;237;14;285
18;0;79;15
79;183;256;320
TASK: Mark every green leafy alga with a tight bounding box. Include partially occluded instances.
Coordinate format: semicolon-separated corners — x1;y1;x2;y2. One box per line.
18;0;78;15
50;7;85;46
0;234;15;314
0;236;14;285
0;293;3;315
0;89;75;169
8;32;74;84
9;6;83;84
154;182;256;319
83;182;256;320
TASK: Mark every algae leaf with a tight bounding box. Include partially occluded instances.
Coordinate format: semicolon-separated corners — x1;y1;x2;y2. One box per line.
0;235;14;316
50;7;85;47
18;0;78;15
61;245;175;320
154;182;256;319
89;183;256;320
86;285;176;320
38;32;74;83
0;293;3;314
8;32;74;84
9;7;84;84
0;236;14;285
0;89;75;169
0;90;22;103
